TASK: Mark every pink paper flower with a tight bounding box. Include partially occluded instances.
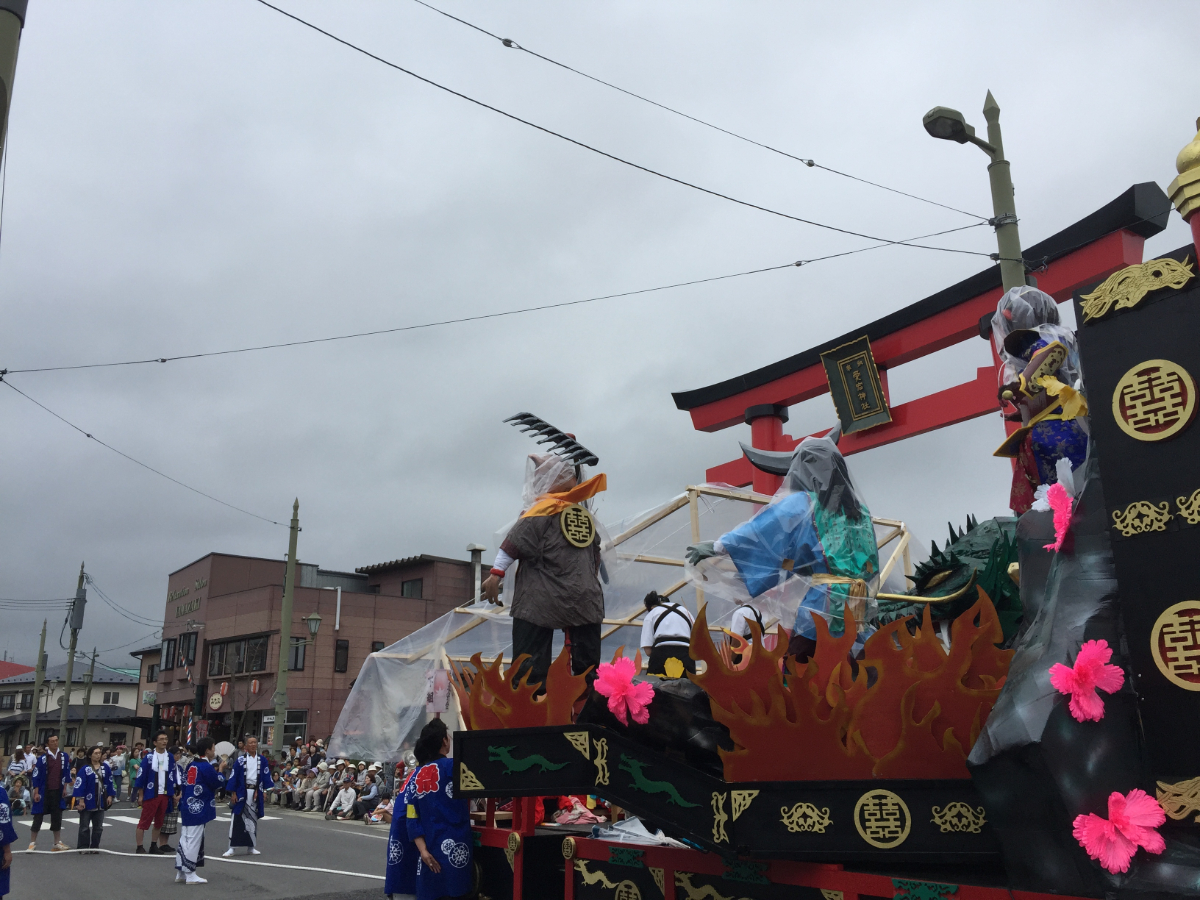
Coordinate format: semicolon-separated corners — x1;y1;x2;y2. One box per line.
594;656;655;725
1042;481;1074;552
1073;789;1166;873
1049;639;1125;722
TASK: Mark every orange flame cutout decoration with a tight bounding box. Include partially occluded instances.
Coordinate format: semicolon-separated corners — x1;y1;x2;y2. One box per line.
451;644;590;730
691;588;1013;781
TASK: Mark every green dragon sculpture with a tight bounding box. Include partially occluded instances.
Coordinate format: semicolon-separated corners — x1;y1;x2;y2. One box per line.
618;754;701;808
878;515;1022;644
487;745;569;775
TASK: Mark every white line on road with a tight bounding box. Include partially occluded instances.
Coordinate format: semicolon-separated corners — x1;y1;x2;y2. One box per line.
215;858;384;880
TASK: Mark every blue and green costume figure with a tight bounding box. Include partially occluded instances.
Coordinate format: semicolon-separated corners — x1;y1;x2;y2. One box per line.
687;425;879;658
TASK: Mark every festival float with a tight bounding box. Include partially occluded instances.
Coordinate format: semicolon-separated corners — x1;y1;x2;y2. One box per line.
330;116;1200;900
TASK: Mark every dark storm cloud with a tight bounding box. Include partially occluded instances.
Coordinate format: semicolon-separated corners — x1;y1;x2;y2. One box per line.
0;0;1194;665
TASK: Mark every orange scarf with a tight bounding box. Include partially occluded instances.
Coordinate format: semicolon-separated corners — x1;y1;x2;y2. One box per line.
521;473;607;518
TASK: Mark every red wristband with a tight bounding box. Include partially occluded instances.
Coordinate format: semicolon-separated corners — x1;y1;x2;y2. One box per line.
489;567;506;578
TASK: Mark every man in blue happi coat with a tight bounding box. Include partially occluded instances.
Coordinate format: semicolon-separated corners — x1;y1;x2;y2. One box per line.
176;737;229;885
385;765;419;898
224;735;273;857
28;735;70;852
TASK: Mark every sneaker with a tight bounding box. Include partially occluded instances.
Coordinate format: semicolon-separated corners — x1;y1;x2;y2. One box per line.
159;844;173;853
52;841;70;852
221;848;235;858
249;848;261;856
26;842;36;852
185;873;207;884
149;844;159;854
136;846;146;854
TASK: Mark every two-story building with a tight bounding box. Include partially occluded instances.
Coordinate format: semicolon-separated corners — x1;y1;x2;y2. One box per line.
0;662;143;752
154;552;476;747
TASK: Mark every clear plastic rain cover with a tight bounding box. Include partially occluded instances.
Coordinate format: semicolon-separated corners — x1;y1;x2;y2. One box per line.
327;484;910;763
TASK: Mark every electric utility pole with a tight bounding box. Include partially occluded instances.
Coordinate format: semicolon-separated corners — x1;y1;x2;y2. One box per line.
271;500;300;757
28;619;45;743
59;562;85;744
79;648;96;747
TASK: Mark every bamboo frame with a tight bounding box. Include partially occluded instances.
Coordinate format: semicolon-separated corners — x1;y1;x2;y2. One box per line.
376;482;913;674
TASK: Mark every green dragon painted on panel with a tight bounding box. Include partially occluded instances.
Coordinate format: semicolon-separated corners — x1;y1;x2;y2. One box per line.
618;754;700;808
487;745;569;775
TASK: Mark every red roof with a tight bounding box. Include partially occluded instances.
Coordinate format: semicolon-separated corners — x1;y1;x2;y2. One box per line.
0;661;34;680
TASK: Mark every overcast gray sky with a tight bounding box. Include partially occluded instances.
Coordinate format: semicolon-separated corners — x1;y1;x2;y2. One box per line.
0;0;1194;669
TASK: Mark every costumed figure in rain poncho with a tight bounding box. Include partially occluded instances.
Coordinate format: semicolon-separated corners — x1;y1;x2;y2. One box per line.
991;286;1089;514
686;425;880;660
483;414;607;689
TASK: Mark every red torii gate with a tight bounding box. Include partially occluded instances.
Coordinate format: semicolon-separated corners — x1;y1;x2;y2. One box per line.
672;183;1172;495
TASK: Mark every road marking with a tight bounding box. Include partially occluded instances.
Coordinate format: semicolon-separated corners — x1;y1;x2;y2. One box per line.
17;848;171;858
215;858;384;880
106;815;145;825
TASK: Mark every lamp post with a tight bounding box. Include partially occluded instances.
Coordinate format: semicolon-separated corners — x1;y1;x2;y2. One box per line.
271;500;300;757
923;91;1026;292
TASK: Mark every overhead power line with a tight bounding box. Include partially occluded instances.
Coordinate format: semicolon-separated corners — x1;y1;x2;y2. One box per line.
0;380;286;527
251;0;992;257
408;0;989;221
84;575;163;628
3;221;984;375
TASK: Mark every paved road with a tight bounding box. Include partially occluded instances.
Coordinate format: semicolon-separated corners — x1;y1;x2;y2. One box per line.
6;796;403;900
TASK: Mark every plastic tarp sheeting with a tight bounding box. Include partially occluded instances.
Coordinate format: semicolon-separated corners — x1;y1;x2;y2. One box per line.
327;485;911;763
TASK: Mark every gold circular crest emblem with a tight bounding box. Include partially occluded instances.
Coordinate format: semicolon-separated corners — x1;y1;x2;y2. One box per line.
561;836;576;860
614;882;642;900
1112;359;1198;442
853;789;911;849
1151;601;1200;691
560;504;596;548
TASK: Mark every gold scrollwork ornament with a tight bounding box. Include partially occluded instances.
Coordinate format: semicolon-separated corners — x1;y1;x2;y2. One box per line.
593;737;610;786
930;802;987;833
1157;776;1200;822
458;763;484;792
820;892;844;900
711;792;729;843
1112;501;1173;537
780;802;833;833
1178;490;1200;525
731;789;759;821
1080;256;1195;322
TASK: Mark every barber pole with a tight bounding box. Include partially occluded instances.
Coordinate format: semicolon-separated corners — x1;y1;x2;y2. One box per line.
250;679;260;695
186;714;194;746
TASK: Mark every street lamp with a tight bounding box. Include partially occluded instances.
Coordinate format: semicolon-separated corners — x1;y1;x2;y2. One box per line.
923;91;1026;292
302;611;322;641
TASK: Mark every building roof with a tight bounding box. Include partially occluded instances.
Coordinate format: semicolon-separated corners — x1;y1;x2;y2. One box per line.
129;646;161;659
169;551;284;577
355;554;472;575
0;662;138;687
0;661;34;680
0;705;145;729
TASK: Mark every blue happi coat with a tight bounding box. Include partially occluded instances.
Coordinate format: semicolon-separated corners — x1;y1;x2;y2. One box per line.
228;753;274;818
385;770;418;896
406;757;472;900
180;757;226;827
135;752;179;810
29;750;70;815
72;762;115;811
0;785;18;898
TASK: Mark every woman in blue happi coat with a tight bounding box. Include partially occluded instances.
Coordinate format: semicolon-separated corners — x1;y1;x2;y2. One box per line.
0;781;18;898
72;746;115;852
406;719;473;900
385;760;419;898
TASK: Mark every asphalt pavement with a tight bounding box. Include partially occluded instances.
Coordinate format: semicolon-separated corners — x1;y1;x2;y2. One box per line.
6;794;403;900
